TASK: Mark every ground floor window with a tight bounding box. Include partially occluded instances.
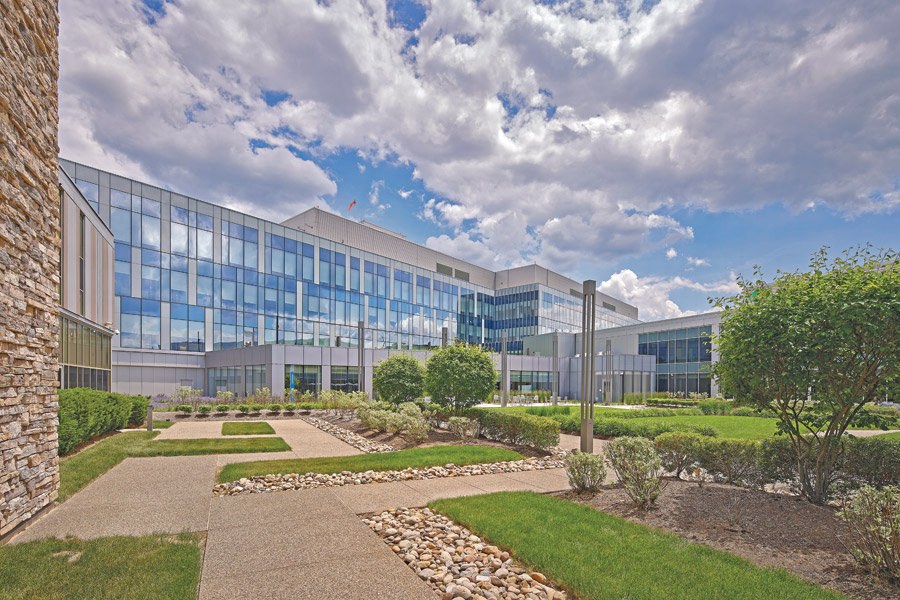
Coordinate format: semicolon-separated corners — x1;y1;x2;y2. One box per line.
207;367;241;398
510;370;551;392
244;365;266;397
59;365;110;391
656;373;712;397
330;366;359;393
58;315;111;391
284;365;321;397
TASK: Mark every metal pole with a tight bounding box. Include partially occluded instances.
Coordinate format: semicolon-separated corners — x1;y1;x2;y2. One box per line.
357;321;365;395
442;326;448;348
146;404;153;432
500;331;508;408
605;339;613;404
552;333;559;407
580;280;596;453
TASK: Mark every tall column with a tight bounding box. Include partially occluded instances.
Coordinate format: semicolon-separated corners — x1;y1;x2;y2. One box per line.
580;280;596;453
500;331;508;408
552;333;559;406
357;321;365;394
441;326;448;348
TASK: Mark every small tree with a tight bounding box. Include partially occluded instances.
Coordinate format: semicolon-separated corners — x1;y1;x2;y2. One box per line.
713;246;900;504
425;342;496;412
373;353;426;404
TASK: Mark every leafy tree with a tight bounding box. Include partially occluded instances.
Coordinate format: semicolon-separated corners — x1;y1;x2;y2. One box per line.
713;246;900;504
372;353;426;404
425;342;497;412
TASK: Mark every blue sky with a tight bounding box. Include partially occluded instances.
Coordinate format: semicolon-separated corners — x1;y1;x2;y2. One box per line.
58;0;900;319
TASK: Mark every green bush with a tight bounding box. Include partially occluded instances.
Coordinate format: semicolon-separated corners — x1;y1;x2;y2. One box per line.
196;405;212;415
249;404;264;413
592;418;717;439
525;406;572;417
127;396;148;425
281;404;295;413
606;436;665;508
468;409;560;449
565;452;607;493
699;400;733;415
448;416;478;443
267;404;283;413
838;485;900;580
236;404;250;414
425;343;496;411
655;431;706;478
175;405;193;414
373;353;426;404
57;389;134;455
622;392;670;404
839;437;900;491
698;438;763;487
214;404;230;413
644;397;700;407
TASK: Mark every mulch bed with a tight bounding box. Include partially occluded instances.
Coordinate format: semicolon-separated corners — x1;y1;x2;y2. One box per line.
319;413;550;458
556;479;899;600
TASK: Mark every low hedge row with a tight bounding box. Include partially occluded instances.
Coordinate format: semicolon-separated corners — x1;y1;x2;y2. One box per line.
525;406;704;419
655;431;900;496
467;408;560;449
644;397;701;407
58;388;148;455
553;414;718;439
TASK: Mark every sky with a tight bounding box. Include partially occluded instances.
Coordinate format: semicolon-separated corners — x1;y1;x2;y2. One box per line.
58;0;900;320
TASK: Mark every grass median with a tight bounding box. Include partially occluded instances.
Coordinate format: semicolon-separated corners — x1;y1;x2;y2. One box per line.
0;533;202;600
217;445;524;483
60;431;291;502
222;421;275;435
430;492;842;600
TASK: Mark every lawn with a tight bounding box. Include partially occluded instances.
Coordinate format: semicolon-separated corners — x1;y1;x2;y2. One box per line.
430;492;842;600
873;431;900;440
0;533;202;600
218;445;524;483
222;421;275;435
59;431;291;502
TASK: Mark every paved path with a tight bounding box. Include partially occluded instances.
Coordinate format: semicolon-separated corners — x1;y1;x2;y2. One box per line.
846;429;900;438
11;420;571;599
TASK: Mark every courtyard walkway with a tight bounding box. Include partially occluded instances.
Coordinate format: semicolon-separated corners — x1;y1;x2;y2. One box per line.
10;419;571;599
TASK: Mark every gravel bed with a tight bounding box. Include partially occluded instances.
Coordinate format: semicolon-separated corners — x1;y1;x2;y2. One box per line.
300;415;395;453
213;452;569;496
364;507;567;600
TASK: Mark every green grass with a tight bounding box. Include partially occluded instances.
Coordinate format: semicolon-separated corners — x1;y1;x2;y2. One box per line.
0;533;202;599
152;420;174;429
872;431;900;440
430;492;842;600
222;421;275;435
218;445;524;483
59;432;291;502
636;415;780;439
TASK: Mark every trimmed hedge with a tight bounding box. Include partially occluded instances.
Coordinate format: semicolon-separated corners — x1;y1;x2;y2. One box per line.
58;389;148;455
655;432;900;497
468;408;560;449
552;413;717;439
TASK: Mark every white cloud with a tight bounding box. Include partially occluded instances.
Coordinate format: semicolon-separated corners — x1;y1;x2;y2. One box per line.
687;256;710;267
666;248;678;259
599;269;739;320
58;0;900;274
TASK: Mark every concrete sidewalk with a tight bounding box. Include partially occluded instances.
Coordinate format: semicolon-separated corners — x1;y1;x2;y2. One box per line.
10;423;575;599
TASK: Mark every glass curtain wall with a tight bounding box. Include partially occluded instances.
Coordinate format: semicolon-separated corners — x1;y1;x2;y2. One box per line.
638;325;713;396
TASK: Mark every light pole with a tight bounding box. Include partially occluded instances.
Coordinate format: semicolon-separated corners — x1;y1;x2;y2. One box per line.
552;332;559;407
500;331;508;408
357;320;365;395
580;280;596;453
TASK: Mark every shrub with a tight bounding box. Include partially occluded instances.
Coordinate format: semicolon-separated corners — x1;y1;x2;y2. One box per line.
249;403;265;413
698;438;763;487
57;389;134;455
525;406;572;417
699;400;732;415
373;353;426;404
468;409;560;449
175;405;193;414
215;389;235;403
127;396;149;426
425;342;496;411
838;437;900;492
448;416;479;443
838;486;900;580
623;392;670;404
655;431;705;478
591;418;717;439
605;436;666;508
196;404;212;415
214;404;230;413
267;404;283;413
173;386;201;407
644;396;700;407
281;404;296;413
565;452;607;493
236;404;250;414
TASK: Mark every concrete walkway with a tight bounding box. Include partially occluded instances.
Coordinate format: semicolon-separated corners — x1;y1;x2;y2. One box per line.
10;420;572;599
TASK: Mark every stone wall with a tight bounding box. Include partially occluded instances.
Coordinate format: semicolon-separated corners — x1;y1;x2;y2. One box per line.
0;0;61;537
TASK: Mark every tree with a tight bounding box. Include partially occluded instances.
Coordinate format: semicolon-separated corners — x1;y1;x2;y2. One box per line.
713;246;900;504
425;342;497;412
372;353;426;404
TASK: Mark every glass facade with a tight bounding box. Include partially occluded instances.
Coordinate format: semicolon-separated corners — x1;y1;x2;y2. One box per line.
638;326;713;397
330;366;359;392
509;370;551;392
59;315;111;391
284;365;321;396
72;163;639;359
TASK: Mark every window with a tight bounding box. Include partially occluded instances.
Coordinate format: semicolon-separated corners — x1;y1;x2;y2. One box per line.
330;366;359;392
78;212;85;315
284;365;321;395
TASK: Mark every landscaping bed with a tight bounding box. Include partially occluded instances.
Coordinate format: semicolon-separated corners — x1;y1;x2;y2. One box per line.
557;479;899;600
319;411;551;458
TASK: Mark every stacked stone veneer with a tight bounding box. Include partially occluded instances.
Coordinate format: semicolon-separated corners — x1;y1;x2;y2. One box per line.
0;0;61;537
